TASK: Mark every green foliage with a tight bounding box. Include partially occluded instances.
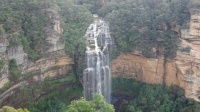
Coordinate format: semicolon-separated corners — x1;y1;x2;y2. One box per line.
0;26;5;36
0;72;81;111
0;59;5;70
21;72;82;112
91;94;115;112
9;32;22;47
100;0;190;58
0;106;17;112
0;106;29;112
112;77;200;112
0;0;93;60
42;72;77;90
17;108;29;112
185;69;194;75
0;0;50;59
58;0;93;58
160;31;179;58
67;98;95;112
67;94;114;112
9;59;21;82
75;0;103;14
21;37;40;60
21;8;50;53
29;85;82;112
180;46;191;53
1;81;13;92
30;97;66;112
112;76;142;96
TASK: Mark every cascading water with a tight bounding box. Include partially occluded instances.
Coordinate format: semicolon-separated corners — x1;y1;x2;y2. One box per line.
83;15;113;103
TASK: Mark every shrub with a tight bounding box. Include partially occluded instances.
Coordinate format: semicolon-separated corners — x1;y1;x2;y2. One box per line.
180;46;191;53
0;59;5;70
9;59;22;82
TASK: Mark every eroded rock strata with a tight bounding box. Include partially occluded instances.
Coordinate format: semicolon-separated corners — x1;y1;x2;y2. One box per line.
111;12;200;102
0;8;73;93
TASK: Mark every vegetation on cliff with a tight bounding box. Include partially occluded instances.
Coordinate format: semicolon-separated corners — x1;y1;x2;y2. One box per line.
113;77;200;112
0;60;5;70
75;0;104;14
1;0;200;112
191;0;200;8
98;0;190;58
9;59;22;82
58;0;92;58
0;0;52;60
0;0;92;111
0;0;92;60
0;71;82;112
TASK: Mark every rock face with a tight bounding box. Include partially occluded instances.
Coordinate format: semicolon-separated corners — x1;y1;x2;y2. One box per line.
0;38;8;54
112;54;185;86
0;7;73;90
27;50;73;81
7;46;27;65
111;12;200;102
46;9;65;53
176;12;200;101
0;37;9;88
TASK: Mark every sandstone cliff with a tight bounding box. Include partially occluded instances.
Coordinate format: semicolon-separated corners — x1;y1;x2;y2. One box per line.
111;11;200;102
0;7;73;93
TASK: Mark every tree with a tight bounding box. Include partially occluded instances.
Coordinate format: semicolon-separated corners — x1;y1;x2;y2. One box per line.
9;59;22;82
67;94;114;112
0;106;29;112
0;26;5;36
58;0;92;58
30;97;66;112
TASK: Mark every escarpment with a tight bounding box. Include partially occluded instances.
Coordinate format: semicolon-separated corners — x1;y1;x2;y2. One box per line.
176;12;200;101
0;0;94;108
1;0;200;110
111;11;200;102
0;4;73;105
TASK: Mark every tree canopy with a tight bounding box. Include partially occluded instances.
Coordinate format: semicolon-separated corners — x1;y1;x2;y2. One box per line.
112;77;200;112
96;0;190;58
67;94;114;112
0;106;29;112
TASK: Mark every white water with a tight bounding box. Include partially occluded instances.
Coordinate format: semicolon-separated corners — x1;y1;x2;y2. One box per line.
83;16;112;103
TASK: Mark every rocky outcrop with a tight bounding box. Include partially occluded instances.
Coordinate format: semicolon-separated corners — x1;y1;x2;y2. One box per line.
22;8;73;81
7;46;27;65
111;53;186;89
27;50;73;81
0;7;73;91
0;37;9;88
0;38;8;54
111;12;200;102
0;34;27;87
45;9;65;53
175;12;200;101
0;81;28;103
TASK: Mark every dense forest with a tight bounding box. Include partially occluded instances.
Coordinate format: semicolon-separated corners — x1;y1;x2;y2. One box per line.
100;0;190;59
0;0;91;111
1;0;200;111
0;0;197;60
113;77;200;112
0;0;92;60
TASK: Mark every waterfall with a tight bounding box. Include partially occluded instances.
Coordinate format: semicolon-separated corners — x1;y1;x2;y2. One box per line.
83;15;112;103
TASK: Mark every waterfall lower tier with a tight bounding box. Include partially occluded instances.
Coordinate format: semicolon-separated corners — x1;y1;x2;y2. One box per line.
83;16;112;103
